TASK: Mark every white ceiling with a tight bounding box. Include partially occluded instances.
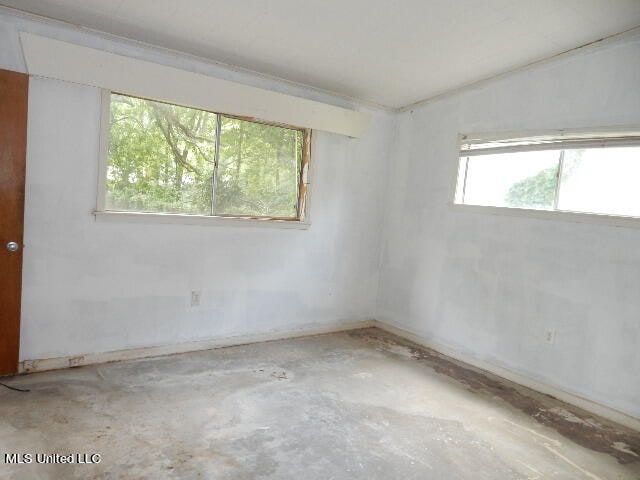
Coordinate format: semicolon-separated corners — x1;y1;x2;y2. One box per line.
3;0;640;109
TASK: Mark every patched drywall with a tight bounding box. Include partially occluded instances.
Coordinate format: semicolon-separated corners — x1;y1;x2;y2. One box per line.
377;30;640;419
0;10;394;360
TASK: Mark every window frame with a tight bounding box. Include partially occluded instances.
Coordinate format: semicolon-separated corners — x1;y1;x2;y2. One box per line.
95;90;312;228
450;127;640;229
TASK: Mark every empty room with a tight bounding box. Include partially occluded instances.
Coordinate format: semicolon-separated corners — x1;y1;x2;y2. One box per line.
1;1;639;478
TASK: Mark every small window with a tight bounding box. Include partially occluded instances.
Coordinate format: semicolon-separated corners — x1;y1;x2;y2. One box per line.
455;131;640;218
101;93;310;221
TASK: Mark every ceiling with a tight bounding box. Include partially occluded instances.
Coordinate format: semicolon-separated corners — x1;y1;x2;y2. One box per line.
2;0;640;109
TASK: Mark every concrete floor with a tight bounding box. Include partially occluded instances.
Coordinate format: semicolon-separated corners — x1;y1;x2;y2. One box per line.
0;328;638;479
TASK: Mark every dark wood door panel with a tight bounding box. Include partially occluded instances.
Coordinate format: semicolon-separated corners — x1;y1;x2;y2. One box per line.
0;68;28;375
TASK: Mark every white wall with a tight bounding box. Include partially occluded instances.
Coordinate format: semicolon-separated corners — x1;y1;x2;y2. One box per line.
0;10;394;360
3;7;639;421
377;31;640;419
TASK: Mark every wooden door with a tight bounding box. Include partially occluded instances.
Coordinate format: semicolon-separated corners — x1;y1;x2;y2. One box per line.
0;69;28;375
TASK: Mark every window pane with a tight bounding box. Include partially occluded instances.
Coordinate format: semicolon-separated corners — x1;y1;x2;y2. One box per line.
462;151;560;209
558;147;640;217
214;116;303;218
107;94;217;215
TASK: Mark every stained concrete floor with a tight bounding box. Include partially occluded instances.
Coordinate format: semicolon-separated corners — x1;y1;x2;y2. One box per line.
0;328;638;480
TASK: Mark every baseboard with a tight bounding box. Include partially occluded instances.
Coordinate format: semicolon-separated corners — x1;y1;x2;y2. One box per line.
16;317;639;431
372;320;640;432
18;319;375;374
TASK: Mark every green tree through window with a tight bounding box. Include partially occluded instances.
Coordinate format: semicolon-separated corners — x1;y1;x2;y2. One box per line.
505;165;558;209
106;93;306;218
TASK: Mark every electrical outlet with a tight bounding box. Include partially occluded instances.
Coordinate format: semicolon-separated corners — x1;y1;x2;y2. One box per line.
545;330;556;345
190;290;201;307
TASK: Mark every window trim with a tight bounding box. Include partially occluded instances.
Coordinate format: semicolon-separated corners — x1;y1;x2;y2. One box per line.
449;203;640;230
94;90;312;226
451;127;640;229
93;210;311;229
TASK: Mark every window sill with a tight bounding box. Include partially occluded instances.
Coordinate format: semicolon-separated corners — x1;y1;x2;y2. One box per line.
449;203;640;229
93;210;310;229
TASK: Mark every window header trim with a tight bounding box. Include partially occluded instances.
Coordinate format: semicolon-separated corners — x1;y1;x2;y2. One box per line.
460;129;640;156
20;32;370;138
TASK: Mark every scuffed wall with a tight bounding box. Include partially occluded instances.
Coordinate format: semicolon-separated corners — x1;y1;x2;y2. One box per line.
377;31;640;418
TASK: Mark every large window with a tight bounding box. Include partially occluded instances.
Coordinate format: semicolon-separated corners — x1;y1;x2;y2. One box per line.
454;131;640;218
101;93;310;221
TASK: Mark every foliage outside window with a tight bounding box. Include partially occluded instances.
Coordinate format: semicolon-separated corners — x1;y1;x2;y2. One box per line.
105;93;309;220
455;132;640;218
